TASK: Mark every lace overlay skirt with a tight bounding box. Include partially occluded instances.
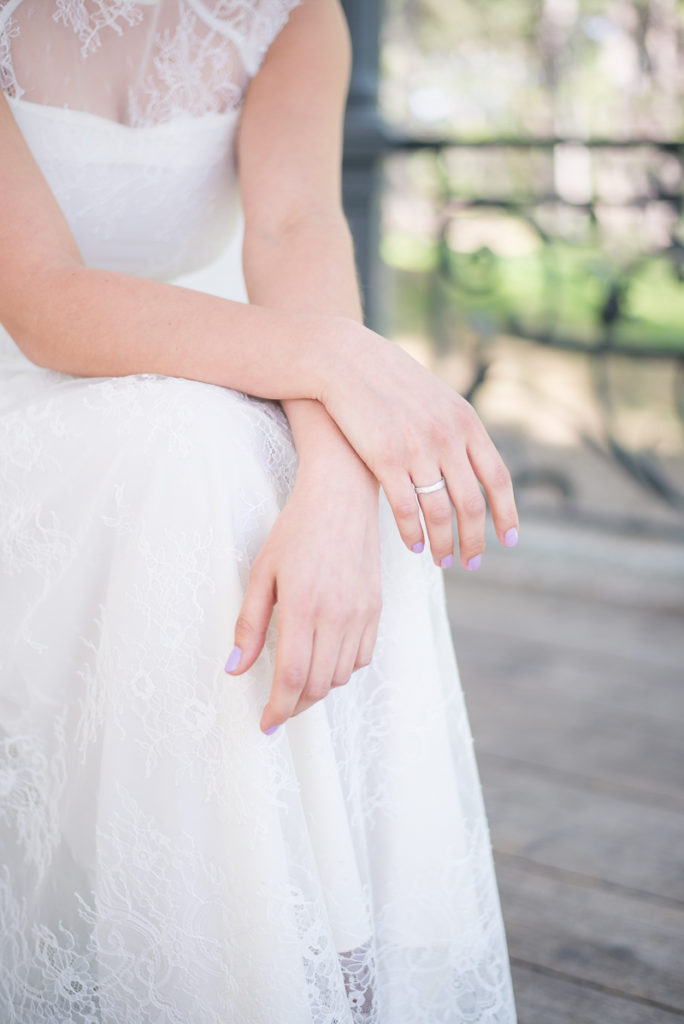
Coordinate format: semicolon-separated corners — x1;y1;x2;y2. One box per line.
0;363;517;1023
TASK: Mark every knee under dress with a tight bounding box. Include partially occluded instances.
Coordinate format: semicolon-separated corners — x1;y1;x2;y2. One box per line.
0;2;518;1021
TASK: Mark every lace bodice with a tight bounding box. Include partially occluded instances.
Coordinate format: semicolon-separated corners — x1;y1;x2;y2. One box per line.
1;0;299;125
0;1;301;280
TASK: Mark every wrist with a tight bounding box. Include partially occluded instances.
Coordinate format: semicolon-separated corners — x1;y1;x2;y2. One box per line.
295;435;378;497
308;315;367;406
294;463;380;515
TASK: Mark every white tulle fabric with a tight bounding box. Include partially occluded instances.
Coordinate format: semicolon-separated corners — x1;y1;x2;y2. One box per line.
0;3;518;1022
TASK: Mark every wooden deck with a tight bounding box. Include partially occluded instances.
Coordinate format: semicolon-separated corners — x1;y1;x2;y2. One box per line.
445;513;684;1024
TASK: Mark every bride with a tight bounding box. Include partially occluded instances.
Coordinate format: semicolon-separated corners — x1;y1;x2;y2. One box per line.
0;1;519;1021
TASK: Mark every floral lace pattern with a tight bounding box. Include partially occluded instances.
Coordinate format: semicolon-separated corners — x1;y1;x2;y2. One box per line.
53;0;152;55
0;0;301;125
0;2;518;1018
128;3;243;125
0;368;518;1022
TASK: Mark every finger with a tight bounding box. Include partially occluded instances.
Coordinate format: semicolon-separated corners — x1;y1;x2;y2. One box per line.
467;434;519;547
330;628;363;688
444;459;487;571
289;623;343;718
380;471;425;554
288;691;318;719
353;615;380;671
226;561;275;675
414;471;455;569
261;610;314;733
302;624;341;703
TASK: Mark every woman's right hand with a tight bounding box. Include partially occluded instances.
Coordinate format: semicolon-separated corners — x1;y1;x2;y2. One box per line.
227;441;382;734
317;320;519;570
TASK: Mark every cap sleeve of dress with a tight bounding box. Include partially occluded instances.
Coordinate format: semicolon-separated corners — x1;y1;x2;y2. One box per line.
184;0;302;78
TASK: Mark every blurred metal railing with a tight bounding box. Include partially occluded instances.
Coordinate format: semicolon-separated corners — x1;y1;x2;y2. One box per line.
340;0;684;529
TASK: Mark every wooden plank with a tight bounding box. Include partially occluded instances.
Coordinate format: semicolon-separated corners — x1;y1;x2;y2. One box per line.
441;531;684;1015
447;577;684;807
461;672;684;806
452;625;683;726
445;574;684;673
510;962;684;1024
496;857;684;1010
479;755;684;902
447;581;684;804
444;513;684;612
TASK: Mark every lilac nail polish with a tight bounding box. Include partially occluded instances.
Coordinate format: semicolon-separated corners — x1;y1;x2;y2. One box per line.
224;645;242;673
412;541;424;553
264;724;279;736
467;554;482;571
440;553;454;569
504;527;519;548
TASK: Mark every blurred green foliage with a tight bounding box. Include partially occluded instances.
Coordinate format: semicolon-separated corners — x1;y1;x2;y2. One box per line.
381;0;684;140
378;0;684;355
384;236;684;349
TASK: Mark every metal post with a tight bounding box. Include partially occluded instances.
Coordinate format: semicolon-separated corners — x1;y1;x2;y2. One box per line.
340;0;385;330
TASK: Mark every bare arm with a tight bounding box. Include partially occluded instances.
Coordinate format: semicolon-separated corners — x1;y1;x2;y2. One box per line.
0;91;335;403
234;0;518;574
226;1;515;738
237;0;371;474
227;0;383;732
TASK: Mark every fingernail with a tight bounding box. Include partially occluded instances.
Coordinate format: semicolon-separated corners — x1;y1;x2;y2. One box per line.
504;527;519;548
467;554;482;571
264;724;280;736
440;553;454;569
412;541;424;553
224;645;242;673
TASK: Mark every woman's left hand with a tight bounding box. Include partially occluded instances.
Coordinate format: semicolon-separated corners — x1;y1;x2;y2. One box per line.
225;452;382;733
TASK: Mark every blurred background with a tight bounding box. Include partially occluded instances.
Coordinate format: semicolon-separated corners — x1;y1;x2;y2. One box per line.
340;1;684;1021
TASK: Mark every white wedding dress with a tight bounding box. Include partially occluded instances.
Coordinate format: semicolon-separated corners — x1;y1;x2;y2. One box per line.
0;3;517;1022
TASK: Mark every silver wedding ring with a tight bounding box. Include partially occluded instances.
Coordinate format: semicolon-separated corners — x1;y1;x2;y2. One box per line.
414;476;446;495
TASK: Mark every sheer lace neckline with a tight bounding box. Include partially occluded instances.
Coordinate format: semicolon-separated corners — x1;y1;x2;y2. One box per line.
1;0;300;127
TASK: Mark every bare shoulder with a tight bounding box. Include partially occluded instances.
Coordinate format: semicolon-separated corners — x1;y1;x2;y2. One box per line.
251;0;351;89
